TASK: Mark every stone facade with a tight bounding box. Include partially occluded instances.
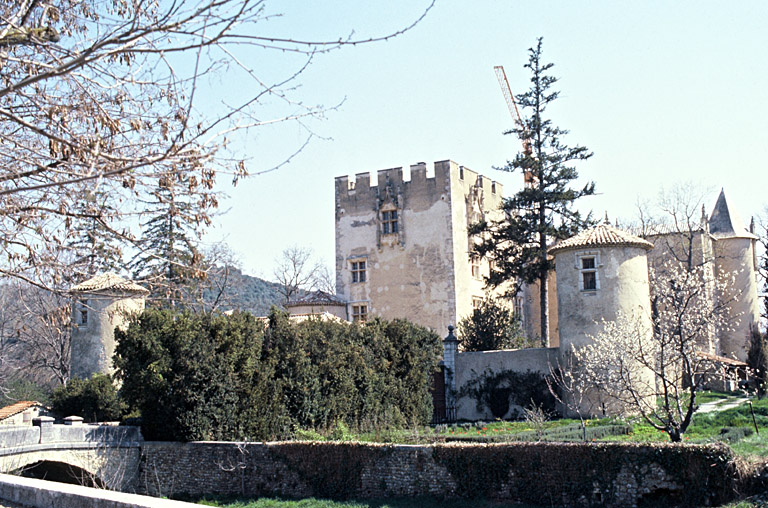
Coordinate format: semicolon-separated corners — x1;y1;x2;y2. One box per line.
0;436;742;507
335;160;505;333
634;190;760;361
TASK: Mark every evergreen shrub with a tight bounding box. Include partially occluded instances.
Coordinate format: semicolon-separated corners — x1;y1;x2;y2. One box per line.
114;308;442;441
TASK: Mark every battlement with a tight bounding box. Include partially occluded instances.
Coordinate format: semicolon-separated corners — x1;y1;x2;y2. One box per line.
335;160;501;201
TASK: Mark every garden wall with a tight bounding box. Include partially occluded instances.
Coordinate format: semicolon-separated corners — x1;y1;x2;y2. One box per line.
455;347;557;420
137;441;739;507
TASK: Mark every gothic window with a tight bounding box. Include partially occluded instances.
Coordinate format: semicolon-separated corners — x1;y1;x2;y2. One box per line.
352;304;368;322
351;260;366;283
579;255;598;291
382;210;398;235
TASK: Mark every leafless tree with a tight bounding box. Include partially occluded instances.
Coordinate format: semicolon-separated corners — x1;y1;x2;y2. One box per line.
0;1;434;291
628;182;714;271
273;245;327;304
0;283;71;387
313;264;337;296
0;288;21;398
573;263;738;442
12;284;72;386
547;352;601;441
198;242;243;312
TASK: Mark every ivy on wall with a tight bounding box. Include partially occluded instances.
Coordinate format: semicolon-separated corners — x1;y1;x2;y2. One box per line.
458;369;556;419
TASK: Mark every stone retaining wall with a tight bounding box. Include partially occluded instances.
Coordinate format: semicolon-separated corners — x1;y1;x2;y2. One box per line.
137;441;739;507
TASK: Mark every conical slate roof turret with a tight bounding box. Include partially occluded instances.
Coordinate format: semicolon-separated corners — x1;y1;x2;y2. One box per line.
708;189;757;239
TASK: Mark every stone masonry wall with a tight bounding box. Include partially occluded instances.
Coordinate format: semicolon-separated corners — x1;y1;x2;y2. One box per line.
137;441;737;507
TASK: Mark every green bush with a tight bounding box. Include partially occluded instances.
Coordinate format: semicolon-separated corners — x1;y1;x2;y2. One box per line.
114;308;443;441
457;298;529;351
52;373;124;423
717;426;754;443
114;309;284;441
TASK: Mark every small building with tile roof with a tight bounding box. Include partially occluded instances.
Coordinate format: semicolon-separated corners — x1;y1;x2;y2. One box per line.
0;401;50;426
70;273;148;379
285;290;348;321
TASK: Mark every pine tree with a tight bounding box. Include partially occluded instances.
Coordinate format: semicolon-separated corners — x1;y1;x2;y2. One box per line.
66;190;124;283
130;171;212;308
472;38;595;346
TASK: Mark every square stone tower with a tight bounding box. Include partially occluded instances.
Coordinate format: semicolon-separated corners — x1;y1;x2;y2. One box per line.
335;160;503;333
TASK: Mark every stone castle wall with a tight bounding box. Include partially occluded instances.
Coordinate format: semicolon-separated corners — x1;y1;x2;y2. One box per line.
136;440;738;507
454;347;558;420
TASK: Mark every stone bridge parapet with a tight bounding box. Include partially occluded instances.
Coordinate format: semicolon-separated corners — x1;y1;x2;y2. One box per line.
0;422;143;492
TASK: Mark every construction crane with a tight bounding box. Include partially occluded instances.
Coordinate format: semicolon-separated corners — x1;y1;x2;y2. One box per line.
494;65;535;187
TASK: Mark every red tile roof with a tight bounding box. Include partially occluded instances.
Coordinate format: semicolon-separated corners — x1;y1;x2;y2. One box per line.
549;223;654;255
0;401;44;421
71;272;149;294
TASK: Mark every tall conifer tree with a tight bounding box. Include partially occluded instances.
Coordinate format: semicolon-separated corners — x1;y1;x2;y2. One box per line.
472;38;595;346
130;170;212;308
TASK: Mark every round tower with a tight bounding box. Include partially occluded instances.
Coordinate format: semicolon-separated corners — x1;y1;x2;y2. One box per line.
708;189;760;361
550;223;654;415
70;273;148;379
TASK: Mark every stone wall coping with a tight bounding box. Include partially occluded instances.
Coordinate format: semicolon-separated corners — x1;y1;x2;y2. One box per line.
0;473;202;508
0;441;143;457
0;424;143;451
457;346;559;356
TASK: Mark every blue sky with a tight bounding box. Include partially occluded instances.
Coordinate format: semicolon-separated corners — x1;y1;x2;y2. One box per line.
205;1;768;279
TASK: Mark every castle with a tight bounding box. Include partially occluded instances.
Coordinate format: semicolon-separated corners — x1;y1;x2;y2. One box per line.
67;160;760;421
335;160;508;334
335;160;761;419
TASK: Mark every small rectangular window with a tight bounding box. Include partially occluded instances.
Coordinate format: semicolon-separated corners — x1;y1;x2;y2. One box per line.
79;300;89;325
472;297;483;310
583;271;597;291
351;261;366;283
580;256;598;291
382;210;398;234
471;257;481;279
352;304;368;322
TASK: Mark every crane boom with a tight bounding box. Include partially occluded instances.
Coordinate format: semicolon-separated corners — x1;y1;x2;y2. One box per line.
494;66;524;131
494;65;534;186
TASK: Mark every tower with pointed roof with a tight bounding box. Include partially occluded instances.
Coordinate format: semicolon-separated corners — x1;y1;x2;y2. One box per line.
70;272;148;379
708;189;760;361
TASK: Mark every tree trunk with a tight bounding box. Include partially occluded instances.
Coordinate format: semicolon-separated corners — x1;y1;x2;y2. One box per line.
539;204;549;347
540;270;549;347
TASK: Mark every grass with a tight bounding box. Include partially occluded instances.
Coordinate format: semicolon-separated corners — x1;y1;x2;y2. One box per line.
286;392;768;456
195;496;542;508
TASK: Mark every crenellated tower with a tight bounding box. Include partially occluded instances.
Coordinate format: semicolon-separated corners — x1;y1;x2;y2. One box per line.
335;160;504;333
